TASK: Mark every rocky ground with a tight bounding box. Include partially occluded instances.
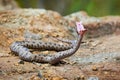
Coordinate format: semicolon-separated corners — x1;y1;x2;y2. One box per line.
0;9;120;80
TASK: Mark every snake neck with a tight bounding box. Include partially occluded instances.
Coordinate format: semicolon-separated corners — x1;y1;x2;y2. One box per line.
72;34;83;53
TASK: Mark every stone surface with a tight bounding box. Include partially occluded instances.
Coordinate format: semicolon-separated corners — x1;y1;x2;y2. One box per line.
0;9;120;80
64;11;120;38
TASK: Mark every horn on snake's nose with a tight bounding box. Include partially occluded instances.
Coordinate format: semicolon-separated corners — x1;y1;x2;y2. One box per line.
76;21;87;36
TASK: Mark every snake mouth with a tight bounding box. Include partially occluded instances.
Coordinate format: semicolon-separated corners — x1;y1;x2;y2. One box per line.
76;21;87;36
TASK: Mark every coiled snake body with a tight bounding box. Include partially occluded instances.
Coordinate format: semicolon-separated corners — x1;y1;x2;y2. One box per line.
13;40;74;51
10;22;86;64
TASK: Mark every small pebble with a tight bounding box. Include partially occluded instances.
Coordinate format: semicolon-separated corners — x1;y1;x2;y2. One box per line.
14;63;19;66
80;75;85;79
18;60;24;64
114;57;120;61
75;75;85;80
37;71;42;78
92;66;98;71
52;76;62;80
18;76;23;80
33;62;42;66
104;71;108;75
7;60;10;62
87;76;99;80
30;75;40;80
0;70;3;75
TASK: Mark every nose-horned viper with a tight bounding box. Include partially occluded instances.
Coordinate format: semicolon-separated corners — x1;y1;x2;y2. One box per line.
10;22;86;64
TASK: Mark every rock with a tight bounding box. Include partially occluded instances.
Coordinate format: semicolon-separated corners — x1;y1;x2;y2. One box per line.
79;75;85;80
64;11;120;38
32;62;42;66
37;71;42;78
14;63;19;66
0;70;3;75
89;40;102;47
24;30;43;40
18;60;24;64
74;75;85;80
30;75;40;80
92;65;98;71
0;9;120;80
104;71;108;75
18;76;24;80
87;76;99;80
114;56;120;62
0;9;72;51
52;76;62;80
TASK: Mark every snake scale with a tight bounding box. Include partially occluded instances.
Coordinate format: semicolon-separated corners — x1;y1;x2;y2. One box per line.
10;22;86;64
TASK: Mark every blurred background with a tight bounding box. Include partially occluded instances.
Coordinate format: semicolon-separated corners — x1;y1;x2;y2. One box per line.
0;0;120;16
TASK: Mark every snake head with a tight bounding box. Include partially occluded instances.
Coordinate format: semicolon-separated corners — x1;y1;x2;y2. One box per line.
76;21;87;36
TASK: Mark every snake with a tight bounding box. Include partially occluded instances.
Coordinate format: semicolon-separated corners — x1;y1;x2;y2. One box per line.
10;22;86;64
12;41;73;51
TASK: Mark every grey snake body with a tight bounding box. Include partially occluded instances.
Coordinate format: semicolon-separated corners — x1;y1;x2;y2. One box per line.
10;22;85;64
10;35;83;64
13;40;73;51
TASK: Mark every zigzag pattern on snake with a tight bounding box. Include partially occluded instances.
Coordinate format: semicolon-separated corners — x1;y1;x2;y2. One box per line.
14;40;74;51
10;22;86;64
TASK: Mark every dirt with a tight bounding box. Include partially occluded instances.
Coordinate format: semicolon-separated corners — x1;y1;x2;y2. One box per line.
0;9;120;80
